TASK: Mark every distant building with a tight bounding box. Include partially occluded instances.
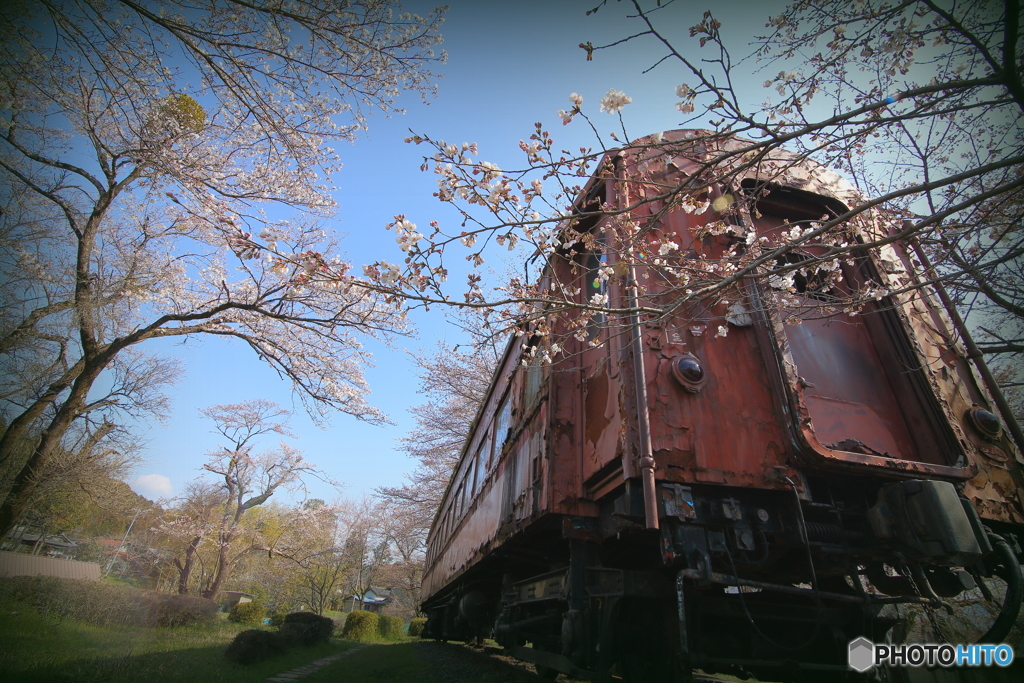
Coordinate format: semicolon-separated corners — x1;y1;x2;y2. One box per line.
1;524;79;557
221;591;256;612
340;585;394;613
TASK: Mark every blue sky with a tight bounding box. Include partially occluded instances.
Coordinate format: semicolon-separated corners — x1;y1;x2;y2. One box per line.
130;0;785;503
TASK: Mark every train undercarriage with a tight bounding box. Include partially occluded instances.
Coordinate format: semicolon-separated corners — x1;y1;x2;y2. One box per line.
423;477;1024;682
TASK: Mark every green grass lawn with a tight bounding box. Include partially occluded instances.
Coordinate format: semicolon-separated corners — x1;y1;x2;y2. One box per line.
0;588;534;683
301;642;425;683
0;596;357;682
299;641;540;683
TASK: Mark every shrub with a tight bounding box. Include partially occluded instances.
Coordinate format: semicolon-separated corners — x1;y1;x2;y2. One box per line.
408;617;427;637
280;611;333;646
378;614;405;640
0;576;217;627
148;592;220;627
228;601;265;624
341;610;379;641
224;629;288;664
268;609;288;627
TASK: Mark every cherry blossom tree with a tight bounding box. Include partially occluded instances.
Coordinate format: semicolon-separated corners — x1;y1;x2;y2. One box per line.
359;0;1022;442
198;399;323;599
378;336;499;550
153;479;226;595
0;0;446;535
263;497;392;615
374;332;498;612
261;498;349;615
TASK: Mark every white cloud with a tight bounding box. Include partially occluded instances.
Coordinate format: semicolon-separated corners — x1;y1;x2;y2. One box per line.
132;474;173;499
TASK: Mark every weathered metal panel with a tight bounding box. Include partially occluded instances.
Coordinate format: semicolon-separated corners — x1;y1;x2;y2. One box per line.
582;358;623;484
548;344;589;516
0;550;101;580
645;310;796;489
878;241;1024;522
421;128;1024;612
421;343;556;602
421;465;506;599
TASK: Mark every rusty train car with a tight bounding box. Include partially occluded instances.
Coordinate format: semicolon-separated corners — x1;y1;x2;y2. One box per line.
419;129;1024;681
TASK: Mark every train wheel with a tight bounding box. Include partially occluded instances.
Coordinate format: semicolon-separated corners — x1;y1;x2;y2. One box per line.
957;533;1022;643
902;533;1023;644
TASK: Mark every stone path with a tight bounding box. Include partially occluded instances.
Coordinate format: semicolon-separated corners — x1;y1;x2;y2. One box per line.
264;643;368;682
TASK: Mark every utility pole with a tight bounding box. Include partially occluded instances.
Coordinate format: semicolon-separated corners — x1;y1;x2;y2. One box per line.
104;508;142;577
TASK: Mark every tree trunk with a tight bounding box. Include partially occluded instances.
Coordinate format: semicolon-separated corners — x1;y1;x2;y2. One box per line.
203;500;245;599
176;534;203;594
0;357;110;536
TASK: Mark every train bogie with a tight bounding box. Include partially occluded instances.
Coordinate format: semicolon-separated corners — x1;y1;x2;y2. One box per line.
420;130;1024;681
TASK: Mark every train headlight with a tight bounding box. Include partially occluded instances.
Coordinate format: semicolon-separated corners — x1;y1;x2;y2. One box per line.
671;354;706;393
967;407;1002;439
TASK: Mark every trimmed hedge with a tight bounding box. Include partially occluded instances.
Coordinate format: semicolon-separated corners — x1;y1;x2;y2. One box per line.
268;609;288;627
378;614;405;640
224;629;288;664
408;617;427;637
228;601;265;624
280;611;334;645
0;575;218;627
223;611;334;664
341;610;379;641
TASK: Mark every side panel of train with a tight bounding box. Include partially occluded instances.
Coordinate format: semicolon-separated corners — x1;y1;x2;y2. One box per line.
420;131;1024;681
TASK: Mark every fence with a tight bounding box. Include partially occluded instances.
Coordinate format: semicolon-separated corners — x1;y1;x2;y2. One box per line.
0;550;101;580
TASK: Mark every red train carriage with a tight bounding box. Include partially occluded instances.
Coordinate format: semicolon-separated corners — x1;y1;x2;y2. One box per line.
419;130;1024;682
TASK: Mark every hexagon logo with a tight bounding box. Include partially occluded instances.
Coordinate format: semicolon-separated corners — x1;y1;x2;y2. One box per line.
848;637;875;672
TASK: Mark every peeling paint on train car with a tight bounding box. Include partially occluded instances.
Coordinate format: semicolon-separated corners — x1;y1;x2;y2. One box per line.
420;128;1024;613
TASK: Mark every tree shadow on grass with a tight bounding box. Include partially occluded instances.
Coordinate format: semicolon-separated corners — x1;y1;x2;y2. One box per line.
303;641;544;683
305;642;424;683
7;639;353;683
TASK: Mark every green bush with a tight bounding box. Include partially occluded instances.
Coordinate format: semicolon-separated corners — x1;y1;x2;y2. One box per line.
224;628;288;664
0;576;218;627
408;617;427;637
378;614;405;640
268;609;288;627
148;592;221;627
228;601;265;625
341;610;379;641
280;611;333;645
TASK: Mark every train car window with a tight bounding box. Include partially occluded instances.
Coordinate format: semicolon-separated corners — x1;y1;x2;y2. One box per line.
774;251;837;301
741;179;846;221
530;450;543;514
523;356;543;409
465;458;476;500
573;181;606;233
474;433;490;491
747;181;959;466
495;393;511;449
